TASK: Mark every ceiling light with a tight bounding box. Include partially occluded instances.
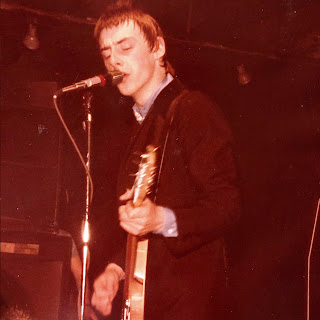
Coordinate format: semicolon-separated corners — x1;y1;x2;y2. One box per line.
23;23;39;50
237;64;251;85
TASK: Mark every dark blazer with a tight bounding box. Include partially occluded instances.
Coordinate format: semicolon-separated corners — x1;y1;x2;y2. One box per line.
116;78;241;319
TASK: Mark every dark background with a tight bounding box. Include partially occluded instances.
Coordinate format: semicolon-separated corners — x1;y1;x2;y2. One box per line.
1;0;320;319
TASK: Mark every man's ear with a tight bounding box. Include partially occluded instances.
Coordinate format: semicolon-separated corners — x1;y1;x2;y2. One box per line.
154;36;166;61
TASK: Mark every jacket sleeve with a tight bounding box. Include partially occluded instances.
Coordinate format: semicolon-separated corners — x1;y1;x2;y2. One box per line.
162;91;242;256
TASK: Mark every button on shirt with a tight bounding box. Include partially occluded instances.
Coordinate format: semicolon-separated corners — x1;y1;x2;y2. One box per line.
132;73;178;237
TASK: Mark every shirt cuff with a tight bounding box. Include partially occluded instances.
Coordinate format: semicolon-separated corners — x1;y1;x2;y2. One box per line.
155;207;178;237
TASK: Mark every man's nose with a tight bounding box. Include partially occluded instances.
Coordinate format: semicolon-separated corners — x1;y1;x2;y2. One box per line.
109;52;122;69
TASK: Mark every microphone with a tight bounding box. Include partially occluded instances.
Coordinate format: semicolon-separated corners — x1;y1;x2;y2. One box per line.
55;71;123;95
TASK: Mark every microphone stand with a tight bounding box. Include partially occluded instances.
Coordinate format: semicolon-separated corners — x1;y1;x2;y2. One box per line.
80;91;93;320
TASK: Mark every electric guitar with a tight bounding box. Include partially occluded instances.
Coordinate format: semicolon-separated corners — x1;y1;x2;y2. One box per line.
122;145;157;320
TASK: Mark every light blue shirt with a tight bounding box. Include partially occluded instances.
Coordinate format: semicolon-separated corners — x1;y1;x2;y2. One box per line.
132;73;174;124
132;73;178;237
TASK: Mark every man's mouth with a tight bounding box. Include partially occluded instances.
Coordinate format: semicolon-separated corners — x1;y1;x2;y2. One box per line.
120;73;129;82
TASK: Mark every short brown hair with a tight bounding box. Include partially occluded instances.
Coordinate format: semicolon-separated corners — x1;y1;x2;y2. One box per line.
94;5;164;52
94;5;175;75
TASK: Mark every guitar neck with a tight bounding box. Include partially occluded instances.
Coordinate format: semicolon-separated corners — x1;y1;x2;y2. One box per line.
122;145;156;320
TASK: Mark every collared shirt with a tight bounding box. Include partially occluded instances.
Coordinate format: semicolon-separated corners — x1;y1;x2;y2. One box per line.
132;73;178;237
132;73;174;124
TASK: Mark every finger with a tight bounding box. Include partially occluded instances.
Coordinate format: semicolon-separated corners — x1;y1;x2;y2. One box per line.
119;209;146;225
118;205;126;221
93;275;109;293
91;268;121;316
119;203;136;219
120;220;147;236
93;291;114;314
119;188;133;201
125;201;138;218
92;276;114;307
91;293;112;316
120;220;139;235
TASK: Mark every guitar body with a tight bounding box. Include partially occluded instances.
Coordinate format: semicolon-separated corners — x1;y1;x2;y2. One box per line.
122;146;156;320
122;236;148;320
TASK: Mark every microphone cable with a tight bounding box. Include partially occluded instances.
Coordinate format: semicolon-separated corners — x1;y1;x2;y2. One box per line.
53;91;94;203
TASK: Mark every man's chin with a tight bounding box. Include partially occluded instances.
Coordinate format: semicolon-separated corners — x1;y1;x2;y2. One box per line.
117;85;134;97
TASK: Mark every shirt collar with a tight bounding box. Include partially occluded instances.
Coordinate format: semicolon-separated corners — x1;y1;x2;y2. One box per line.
132;73;174;123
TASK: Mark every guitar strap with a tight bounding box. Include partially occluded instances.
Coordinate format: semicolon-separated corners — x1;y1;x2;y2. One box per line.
154;89;189;200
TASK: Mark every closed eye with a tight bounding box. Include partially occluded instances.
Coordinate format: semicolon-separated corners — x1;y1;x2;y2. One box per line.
101;49;111;61
118;39;134;53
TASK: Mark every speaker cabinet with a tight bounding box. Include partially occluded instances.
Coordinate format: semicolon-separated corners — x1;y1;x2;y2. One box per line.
0;230;75;320
1;80;61;230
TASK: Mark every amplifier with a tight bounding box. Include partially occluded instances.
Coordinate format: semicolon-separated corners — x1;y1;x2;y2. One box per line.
0;230;75;320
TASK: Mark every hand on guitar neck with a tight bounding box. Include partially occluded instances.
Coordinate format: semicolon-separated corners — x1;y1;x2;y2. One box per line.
119;188;165;236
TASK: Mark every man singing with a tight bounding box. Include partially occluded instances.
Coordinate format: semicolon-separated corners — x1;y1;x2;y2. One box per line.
91;4;241;320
